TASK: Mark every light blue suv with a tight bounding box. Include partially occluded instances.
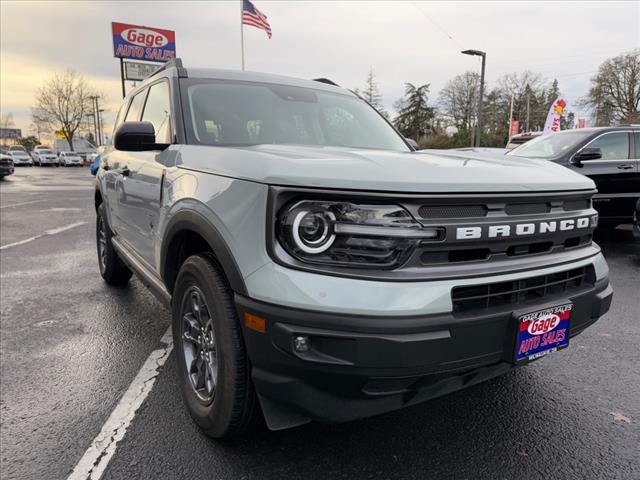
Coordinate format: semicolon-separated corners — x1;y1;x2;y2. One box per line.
95;59;612;437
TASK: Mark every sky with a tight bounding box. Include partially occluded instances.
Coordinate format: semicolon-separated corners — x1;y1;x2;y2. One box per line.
1;0;639;138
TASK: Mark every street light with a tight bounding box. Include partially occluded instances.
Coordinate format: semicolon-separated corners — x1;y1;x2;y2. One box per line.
461;49;486;148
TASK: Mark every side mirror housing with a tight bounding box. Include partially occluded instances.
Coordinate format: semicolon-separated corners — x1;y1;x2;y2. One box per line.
572;147;602;166
405;138;419;150
114;121;164;152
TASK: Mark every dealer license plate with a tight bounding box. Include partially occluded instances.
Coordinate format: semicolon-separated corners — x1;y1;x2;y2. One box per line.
515;303;572;363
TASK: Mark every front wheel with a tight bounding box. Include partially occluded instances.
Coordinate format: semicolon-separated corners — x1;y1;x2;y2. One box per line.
172;254;259;438
96;203;132;286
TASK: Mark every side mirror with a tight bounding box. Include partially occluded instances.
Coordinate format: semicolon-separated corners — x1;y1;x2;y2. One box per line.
572;147;602;166
114;121;164;152
405;138;419;150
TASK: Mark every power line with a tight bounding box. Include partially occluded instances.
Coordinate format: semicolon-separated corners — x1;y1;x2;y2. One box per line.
411;2;464;49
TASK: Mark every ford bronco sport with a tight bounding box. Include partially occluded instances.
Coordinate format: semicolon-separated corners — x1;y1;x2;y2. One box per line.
95;59;613;437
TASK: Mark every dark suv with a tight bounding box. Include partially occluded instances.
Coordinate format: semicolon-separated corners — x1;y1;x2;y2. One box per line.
508;126;640;228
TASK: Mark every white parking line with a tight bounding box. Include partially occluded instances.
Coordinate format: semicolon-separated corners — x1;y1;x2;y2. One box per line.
0;221;87;250
0;199;46;209
68;328;173;480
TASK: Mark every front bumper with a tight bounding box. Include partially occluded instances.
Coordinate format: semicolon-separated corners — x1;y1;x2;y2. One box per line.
237;277;612;426
0;166;14;175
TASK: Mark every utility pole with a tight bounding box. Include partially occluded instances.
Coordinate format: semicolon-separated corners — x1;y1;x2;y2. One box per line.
461;49;486;147
89;95;102;146
98;109;104;146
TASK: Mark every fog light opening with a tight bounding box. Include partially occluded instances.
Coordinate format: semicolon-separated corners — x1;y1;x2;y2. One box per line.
293;335;310;353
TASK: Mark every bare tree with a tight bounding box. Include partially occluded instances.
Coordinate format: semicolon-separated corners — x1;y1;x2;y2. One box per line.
1;112;15;129
29;115;48;142
31;70;95;151
438;71;479;131
581;50;640;125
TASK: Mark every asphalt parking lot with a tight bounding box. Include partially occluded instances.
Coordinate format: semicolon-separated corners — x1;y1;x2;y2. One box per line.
1;167;639;480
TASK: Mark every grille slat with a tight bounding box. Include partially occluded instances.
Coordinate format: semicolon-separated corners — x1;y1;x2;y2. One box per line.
452;266;593;314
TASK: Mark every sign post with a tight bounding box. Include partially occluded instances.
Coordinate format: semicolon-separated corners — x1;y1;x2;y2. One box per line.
111;22;176;98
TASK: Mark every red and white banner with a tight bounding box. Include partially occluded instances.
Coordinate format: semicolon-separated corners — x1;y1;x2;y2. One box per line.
509;120;520;137
543;98;567;134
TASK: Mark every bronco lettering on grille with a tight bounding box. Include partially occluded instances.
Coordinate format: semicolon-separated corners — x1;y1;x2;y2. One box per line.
456;217;592;240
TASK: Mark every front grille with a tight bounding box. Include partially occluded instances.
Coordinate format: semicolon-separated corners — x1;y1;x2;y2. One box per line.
419;205;488;218
417;197;592;220
452;266;594;314
0;159;12;166
505;203;550;215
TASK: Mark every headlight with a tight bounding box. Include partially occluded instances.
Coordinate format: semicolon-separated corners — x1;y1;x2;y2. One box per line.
277;200;443;269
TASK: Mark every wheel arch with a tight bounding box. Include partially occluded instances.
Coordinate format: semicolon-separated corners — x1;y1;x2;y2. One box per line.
161;210;248;297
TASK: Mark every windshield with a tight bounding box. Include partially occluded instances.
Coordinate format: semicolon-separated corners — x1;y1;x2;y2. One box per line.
508;131;592;158
40;150;54;154
183;80;409;151
9;146;26;152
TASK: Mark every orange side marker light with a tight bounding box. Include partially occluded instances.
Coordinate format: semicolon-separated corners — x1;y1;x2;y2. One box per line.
244;313;266;333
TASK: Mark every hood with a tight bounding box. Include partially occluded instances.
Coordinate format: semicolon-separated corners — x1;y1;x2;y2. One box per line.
175;144;595;193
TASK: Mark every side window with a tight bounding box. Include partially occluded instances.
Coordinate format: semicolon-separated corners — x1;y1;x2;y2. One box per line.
634;132;640;160
125;90;147;122
141;82;172;144
588;132;630;160
112;104;126;134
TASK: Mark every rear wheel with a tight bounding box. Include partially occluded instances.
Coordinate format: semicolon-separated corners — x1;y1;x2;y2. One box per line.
96;203;132;286
172;254;259;438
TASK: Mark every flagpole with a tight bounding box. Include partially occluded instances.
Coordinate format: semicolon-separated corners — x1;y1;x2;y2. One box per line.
240;0;245;70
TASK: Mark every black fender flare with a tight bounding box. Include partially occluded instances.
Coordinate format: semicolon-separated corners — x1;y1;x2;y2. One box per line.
161;210;248;296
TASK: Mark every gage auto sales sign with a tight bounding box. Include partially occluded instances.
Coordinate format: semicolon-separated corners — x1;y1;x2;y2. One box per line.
112;22;176;62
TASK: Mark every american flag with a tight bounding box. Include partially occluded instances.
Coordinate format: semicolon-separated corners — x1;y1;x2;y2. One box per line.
242;0;272;38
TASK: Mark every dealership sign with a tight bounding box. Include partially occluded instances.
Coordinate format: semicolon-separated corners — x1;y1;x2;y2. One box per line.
112;22;176;62
124;61;162;81
0;128;21;139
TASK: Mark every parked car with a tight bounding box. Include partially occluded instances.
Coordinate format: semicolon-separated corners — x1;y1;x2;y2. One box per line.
7;145;33;166
32;148;59;166
59;151;84;166
95;59;612;438
508;126;640;228
454;147;510;154
506;131;543;149
0;153;14;178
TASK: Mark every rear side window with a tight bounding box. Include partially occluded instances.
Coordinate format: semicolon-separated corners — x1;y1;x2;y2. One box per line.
141;82;172;144
589;132;630;160
125;90;147;123
634;132;640;159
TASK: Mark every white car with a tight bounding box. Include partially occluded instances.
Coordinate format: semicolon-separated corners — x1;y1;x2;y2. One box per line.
32;148;59;166
59;151;83;166
7;146;33;166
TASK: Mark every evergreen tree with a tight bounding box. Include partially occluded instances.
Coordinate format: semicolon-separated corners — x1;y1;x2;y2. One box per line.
393;83;434;141
361;68;388;118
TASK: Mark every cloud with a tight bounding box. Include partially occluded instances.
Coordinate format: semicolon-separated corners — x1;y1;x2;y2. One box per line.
1;0;638;134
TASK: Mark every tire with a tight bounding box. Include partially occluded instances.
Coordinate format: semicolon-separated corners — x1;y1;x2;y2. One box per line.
172;254;259;438
96;203;132;286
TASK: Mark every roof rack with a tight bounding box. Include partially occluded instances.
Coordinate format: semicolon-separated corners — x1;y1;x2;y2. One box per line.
147;57;188;79
312;78;339;87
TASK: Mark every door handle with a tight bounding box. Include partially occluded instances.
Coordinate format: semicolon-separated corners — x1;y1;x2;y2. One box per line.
617;164;633;170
